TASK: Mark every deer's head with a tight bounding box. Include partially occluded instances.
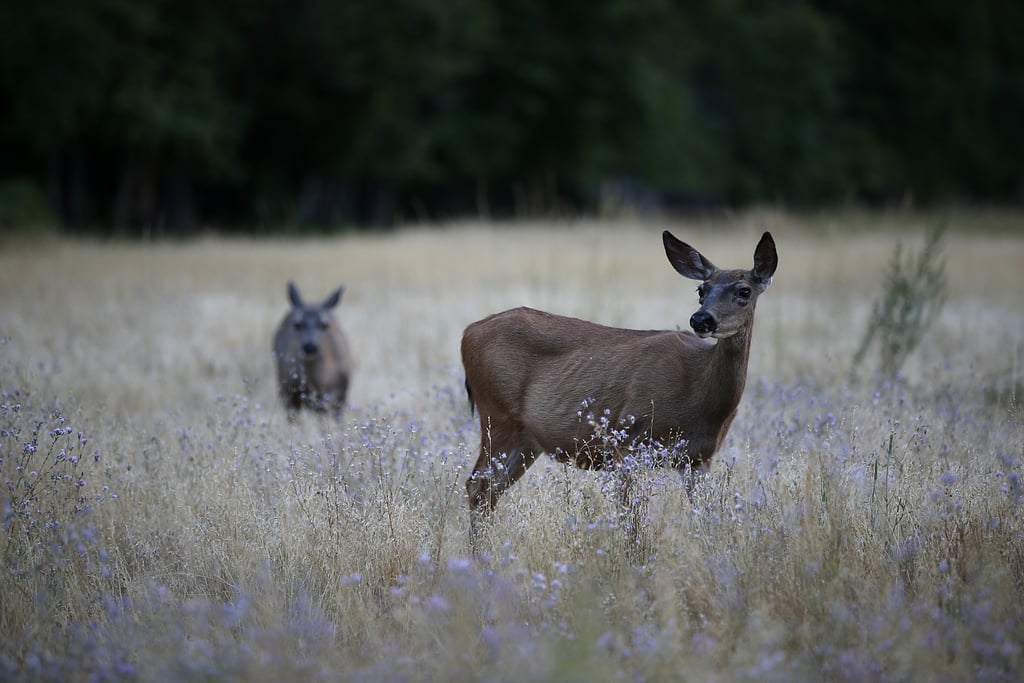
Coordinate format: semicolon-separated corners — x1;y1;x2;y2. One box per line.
287;281;344;357
663;231;778;339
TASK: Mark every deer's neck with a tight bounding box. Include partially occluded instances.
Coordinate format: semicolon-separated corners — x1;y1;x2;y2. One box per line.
704;327;753;411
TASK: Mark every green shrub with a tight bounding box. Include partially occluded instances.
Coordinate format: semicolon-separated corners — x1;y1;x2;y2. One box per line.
852;225;948;380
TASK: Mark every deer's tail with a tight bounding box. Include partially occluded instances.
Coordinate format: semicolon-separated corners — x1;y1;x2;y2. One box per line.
464;378;476;416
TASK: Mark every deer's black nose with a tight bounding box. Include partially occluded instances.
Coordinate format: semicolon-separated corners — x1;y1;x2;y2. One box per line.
690;311;717;336
302;342;318;355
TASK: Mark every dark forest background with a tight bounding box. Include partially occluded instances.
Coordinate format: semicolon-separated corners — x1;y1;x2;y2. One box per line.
1;0;1022;234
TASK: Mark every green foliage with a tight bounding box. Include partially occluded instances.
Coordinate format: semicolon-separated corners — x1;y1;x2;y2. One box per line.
832;1;1019;199
852;225;949;380
0;179;53;234
1;0;1023;231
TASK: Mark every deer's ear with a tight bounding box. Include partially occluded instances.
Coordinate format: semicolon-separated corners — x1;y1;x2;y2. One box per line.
323;286;344;309
663;231;716;281
288;281;304;308
752;232;778;286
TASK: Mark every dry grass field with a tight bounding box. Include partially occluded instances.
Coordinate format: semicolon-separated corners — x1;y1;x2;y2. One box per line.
2;210;1023;681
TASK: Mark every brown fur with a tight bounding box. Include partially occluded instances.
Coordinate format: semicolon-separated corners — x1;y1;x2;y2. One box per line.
272;281;352;420
461;231;778;541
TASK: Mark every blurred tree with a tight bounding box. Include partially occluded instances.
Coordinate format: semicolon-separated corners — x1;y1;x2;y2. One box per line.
830;0;1020;202
987;0;1024;200
103;0;241;232
443;0;707;215
223;0;499;227
0;0;240;232
0;0;134;226
689;0;862;203
1;0;1021;232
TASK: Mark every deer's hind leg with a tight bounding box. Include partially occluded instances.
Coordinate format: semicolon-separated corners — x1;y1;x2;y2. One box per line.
466;430;541;513
466;420;540;552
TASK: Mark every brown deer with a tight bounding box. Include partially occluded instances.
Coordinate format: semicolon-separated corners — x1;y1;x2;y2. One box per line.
273;281;352;420
461;231;777;544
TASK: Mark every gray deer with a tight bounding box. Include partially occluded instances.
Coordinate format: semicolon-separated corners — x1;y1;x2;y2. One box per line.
273;281;352;420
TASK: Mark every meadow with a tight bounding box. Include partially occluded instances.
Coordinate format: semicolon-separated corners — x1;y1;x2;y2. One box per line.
1;210;1023;681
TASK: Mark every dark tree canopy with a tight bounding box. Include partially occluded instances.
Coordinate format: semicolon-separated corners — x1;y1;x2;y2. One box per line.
1;0;1021;233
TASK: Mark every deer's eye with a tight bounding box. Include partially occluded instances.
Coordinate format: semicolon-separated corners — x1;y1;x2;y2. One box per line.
696;286;705;303
736;286;752;299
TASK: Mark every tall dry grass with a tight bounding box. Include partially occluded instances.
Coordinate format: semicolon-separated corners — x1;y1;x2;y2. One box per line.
1;211;1023;681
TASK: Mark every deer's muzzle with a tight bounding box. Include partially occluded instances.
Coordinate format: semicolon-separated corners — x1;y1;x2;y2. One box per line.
690;310;716;337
